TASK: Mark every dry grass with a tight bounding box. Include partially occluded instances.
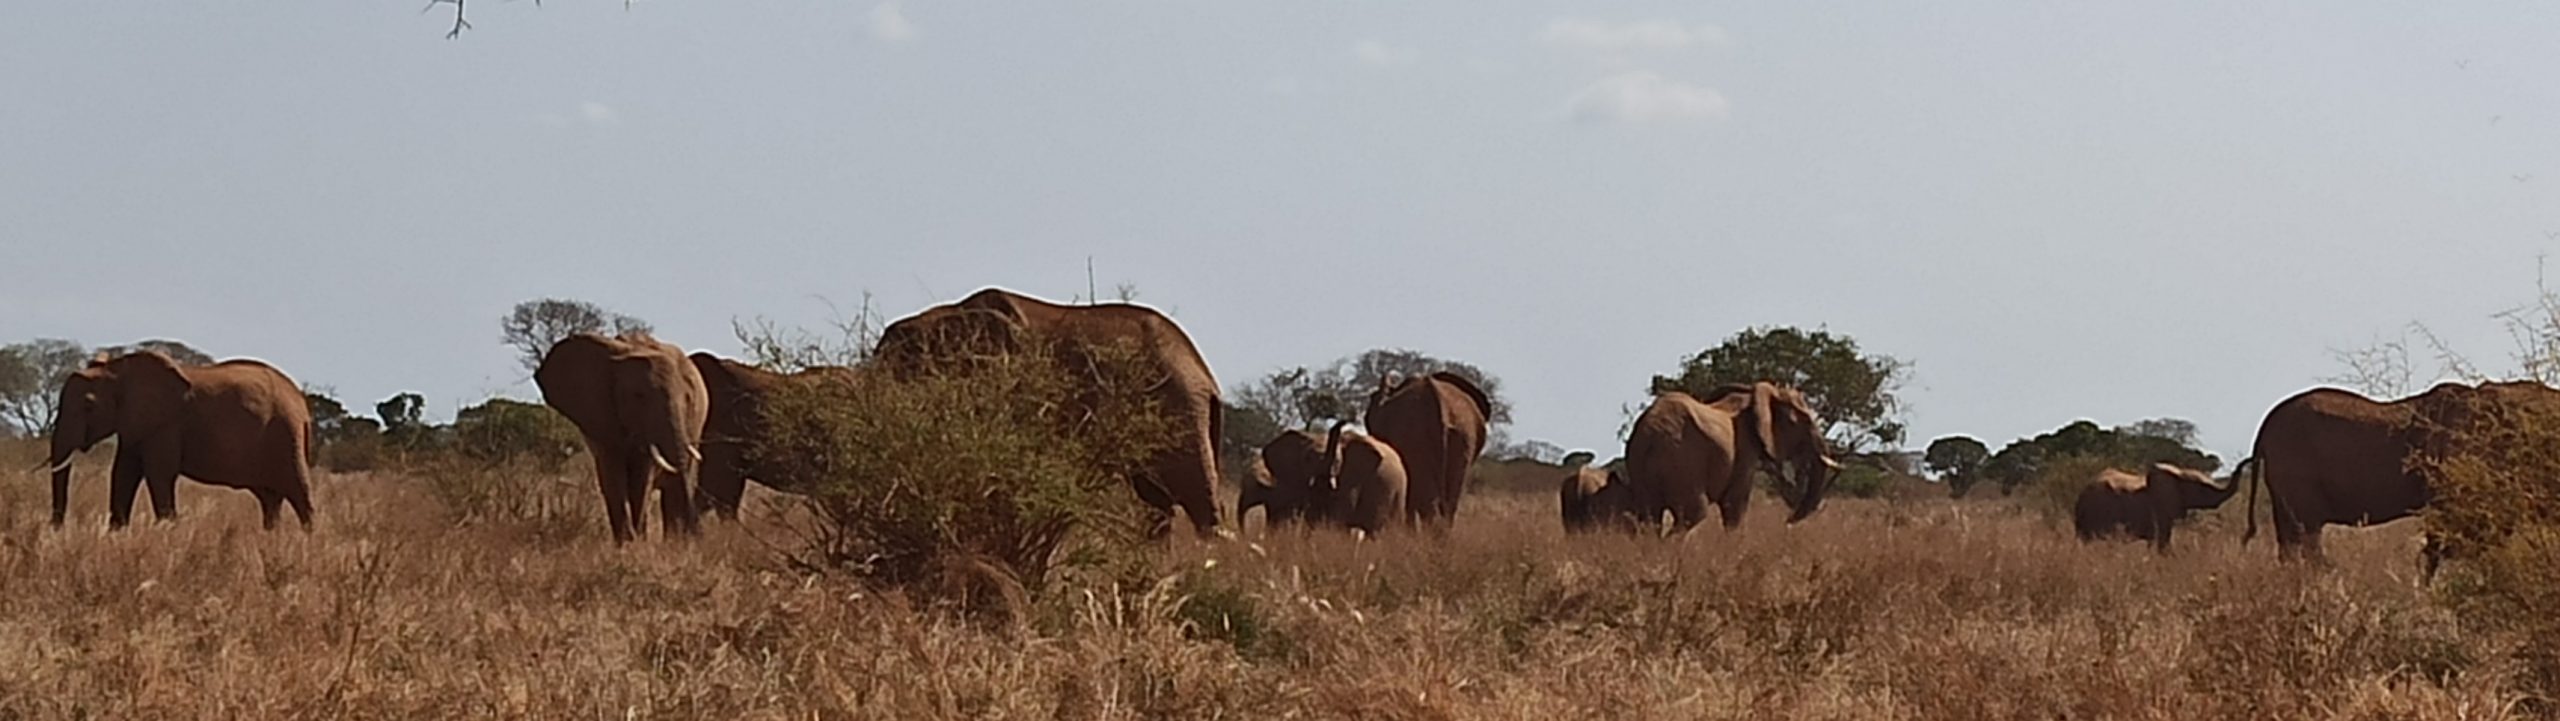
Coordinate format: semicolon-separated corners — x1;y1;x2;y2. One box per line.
0;439;2537;720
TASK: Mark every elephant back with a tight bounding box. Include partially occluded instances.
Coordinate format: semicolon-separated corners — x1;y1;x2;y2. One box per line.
2096;468;2147;493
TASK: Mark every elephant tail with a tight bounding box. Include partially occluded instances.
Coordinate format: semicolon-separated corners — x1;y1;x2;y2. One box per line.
2237;455;2262;546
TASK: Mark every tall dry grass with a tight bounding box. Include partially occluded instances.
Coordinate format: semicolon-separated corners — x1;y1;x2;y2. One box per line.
0;438;2535;720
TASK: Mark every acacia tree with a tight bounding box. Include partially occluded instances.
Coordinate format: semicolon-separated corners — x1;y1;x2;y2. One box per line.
1653;326;1910;454
1225;348;1523;458
501;298;653;373
1923;435;1991;497
0;338;89;435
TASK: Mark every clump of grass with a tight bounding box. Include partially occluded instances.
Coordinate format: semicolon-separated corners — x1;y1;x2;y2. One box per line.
752;334;1175;611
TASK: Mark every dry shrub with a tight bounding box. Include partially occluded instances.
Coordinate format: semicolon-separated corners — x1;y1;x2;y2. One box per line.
753;335;1174;605
404;453;595;540
2416;393;2560;697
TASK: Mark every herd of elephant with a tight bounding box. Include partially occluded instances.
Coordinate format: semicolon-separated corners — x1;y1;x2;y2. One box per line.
28;286;2550;568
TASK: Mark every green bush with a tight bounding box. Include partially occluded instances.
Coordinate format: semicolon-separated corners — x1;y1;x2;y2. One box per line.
451;398;582;470
755;336;1176;606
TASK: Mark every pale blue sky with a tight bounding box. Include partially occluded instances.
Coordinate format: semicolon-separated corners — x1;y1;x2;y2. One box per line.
8;2;2560;461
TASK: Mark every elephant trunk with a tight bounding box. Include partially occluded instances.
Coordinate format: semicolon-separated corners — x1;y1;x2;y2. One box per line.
45;414;81;527
1316;420;1350;524
1784;453;1842;525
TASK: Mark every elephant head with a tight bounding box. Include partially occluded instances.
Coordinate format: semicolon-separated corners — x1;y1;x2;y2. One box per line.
1245;429;1327;528
1728;382;1841;523
2146;462;2236;511
44;351;192;526
1309;419;1354;523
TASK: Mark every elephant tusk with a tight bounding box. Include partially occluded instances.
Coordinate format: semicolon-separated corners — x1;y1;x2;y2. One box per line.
43;456;74;474
1820;457;1842;471
688;445;704;462
650;447;681;475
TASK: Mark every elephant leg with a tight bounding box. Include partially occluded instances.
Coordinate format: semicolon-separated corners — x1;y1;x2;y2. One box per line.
286;487;316;531
695;444;746;521
592;446;635;544
1154;436;1225;539
107;448;145;529
622;447;657;539
1715;481;1753;530
252;489;284;531
1668;491;1710;535
656;468;699;537
135;434;184;523
2151;524;2174;554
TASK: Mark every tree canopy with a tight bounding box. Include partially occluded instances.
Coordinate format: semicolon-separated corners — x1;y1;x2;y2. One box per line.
1652;326;1910;454
501;298;653;373
1923;435;1991;497
0;338;87;435
1224;348;1553;460
1976;418;2221;496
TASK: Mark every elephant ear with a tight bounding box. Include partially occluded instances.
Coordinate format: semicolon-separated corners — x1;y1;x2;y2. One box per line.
1750;382;1781;461
2152;463;2223;490
110;351;194;434
1429;372;1494;419
535;333;624;436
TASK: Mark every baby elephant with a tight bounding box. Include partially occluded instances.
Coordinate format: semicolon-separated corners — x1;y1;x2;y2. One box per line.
1242;422;1407;536
2073;463;2237;552
1559;465;1636;533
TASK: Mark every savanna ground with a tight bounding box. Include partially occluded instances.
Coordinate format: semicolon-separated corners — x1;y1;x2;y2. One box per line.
0;438;2536;721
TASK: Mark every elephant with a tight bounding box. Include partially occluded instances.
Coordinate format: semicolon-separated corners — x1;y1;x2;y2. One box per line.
1559;465;1635;534
2071;462;2237;552
1621;382;1841;534
1239;428;1326;529
687;353;859;519
1236;422;1407;535
871;287;1228;539
1312;423;1408;535
43;349;316;530
2236;380;2560;567
1362;372;1491;529
535;332;710;544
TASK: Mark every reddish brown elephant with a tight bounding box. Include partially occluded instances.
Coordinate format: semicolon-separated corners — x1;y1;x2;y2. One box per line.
44;350;315;530
1240;428;1326;529
2072;463;2236;552
1621;382;1839;534
687;353;858;519
536;333;709;544
1559;465;1635;534
1242;422;1409;535
871;288;1228;539
1363;372;1490;529
2238;380;2560;568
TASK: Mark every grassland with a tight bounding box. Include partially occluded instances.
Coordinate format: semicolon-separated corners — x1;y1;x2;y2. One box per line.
0;447;2535;720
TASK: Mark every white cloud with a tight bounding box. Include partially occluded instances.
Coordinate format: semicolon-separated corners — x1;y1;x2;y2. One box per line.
869;2;915;43
1351;39;1417;67
1264;75;1306;97
579;101;619;125
1565;72;1729;124
1541;18;1727;53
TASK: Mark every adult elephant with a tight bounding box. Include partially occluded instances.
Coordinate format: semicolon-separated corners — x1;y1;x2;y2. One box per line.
2072;462;2238;552
871;288;1228;539
1559;465;1635;534
1622;382;1840;534
1363;372;1491;528
687;353;858;519
2237;380;2560;565
43;350;316;530
536;333;709;544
